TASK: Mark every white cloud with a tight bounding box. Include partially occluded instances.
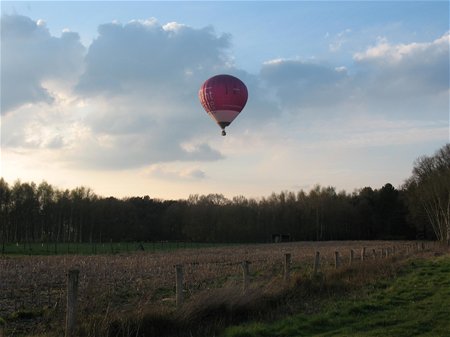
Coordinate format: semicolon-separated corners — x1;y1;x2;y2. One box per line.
301;117;448;149
335;66;347;73
258;31;448;120
263;58;287;65
163;21;188;32
129;18;159;27
329;28;352;52
351;32;449;117
146;164;206;180
36;19;46;27
354;32;449;63
1;14;85;114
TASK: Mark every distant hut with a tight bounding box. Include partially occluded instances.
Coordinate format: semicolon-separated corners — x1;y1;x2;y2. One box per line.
272;234;291;243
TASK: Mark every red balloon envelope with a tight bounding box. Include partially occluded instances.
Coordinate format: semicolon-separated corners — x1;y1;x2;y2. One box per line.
199;74;248;136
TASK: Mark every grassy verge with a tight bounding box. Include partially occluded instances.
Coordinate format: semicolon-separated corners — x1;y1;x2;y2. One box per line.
77;256;409;336
221;255;450;337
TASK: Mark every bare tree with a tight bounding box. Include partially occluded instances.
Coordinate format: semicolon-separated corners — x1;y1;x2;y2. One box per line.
405;144;450;245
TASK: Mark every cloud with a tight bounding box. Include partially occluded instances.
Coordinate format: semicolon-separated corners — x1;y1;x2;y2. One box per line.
354;33;449;64
353;32;449;99
60;18;251;169
55;96;225;170
328;28;352;52
258;32;449;120
2;14;448;178
259;58;349;112
64;133;223;170
146;164;206;180
2;16;247;170
75;18;231;97
1;14;85;114
66;18;281;169
300;117;448;150
1;100;81;150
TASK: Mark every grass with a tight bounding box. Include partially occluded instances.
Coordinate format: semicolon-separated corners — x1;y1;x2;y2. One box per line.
1;241;440;336
221;255;450;337
78;254;409;337
1;241;228;255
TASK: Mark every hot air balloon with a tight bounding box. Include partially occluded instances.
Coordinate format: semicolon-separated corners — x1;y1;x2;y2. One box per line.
198;74;248;136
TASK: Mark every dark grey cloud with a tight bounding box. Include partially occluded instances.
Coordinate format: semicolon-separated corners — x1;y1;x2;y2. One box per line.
67;132;223;170
1;14;85;114
235;70;282;124
76;19;231;96
259;59;349;111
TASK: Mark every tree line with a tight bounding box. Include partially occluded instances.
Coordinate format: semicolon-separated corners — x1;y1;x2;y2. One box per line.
1;143;448;246
0;181;418;244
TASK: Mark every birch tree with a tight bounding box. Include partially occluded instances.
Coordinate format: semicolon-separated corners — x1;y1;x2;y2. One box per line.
405;144;450;245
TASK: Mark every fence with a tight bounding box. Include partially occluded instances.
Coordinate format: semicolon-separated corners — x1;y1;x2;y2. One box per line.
0;240;440;336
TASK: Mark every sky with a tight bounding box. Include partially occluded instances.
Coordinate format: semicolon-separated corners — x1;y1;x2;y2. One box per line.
1;1;449;200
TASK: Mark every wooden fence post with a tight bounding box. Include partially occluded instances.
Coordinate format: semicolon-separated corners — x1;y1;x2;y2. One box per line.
241;261;250;293
372;249;377;259
313;251;320;275
175;265;184;308
65;269;79;337
284;253;291;282
361;247;366;262
334;251;340;269
0;317;4;337
349;249;355;265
